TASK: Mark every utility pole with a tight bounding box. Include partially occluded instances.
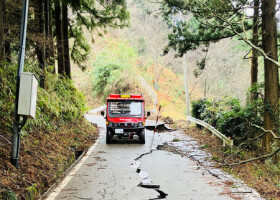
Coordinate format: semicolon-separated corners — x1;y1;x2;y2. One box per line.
178;12;191;117
11;0;29;167
183;54;191;116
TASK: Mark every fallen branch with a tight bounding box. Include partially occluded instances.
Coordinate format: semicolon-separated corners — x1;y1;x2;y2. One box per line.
0;134;12;145
223;147;280;166
225;130;266;162
251;124;280;139
224;123;280;163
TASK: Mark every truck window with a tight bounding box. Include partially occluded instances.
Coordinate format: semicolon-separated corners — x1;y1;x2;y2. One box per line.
108;101;143;117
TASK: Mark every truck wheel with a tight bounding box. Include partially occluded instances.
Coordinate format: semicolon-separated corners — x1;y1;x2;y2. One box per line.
106;130;113;144
139;130;145;144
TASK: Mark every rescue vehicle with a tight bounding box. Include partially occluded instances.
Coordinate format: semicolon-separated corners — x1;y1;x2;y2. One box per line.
101;94;150;144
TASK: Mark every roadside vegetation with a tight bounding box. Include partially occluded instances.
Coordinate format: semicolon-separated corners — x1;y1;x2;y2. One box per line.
91;39;137;101
181;123;280;199
0;0;129;199
0;62;98;199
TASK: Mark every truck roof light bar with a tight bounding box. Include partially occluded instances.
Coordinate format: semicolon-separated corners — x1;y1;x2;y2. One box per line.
109;94;143;98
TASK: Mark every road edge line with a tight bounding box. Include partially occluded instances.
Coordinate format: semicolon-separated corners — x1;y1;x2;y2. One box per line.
41;132;103;200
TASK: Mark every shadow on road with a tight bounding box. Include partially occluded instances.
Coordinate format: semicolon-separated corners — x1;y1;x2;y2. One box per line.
110;137;144;144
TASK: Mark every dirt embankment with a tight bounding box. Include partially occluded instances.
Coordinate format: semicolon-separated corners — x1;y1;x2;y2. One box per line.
0;118;98;200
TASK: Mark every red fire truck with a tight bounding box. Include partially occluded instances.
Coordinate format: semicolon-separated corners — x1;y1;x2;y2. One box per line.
101;94;150;144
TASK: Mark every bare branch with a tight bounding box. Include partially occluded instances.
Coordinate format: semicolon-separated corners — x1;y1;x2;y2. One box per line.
198;1;280;68
251;124;280;139
224;147;280;166
0;135;12;145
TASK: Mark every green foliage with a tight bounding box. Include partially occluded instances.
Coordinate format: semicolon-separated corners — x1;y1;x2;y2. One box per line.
91;40;137;101
216;101;263;143
191;96;263;145
26;183;38;200
0;63;17;130
0;62;87;132
172;138;181;142
160;0;253;56
72;0;130;30
137;37;147;55
2;190;18;200
67;0;129;70
27;75;87;130
70;25;91;71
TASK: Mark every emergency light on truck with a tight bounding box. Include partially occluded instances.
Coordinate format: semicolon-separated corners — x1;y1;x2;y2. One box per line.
109;94;143;98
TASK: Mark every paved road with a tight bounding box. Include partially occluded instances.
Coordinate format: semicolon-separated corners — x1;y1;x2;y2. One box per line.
45;114;263;200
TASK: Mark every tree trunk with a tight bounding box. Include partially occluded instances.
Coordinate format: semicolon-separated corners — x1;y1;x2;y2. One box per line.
3;0;11;62
0;0;5;63
262;0;279;152
35;0;46;88
62;2;71;79
48;0;55;70
44;0;50;66
250;0;259;102
55;1;65;75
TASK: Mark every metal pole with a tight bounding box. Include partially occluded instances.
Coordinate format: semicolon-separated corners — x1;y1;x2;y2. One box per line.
11;0;29;167
178;12;191;118
183;54;191;117
150;105;161;152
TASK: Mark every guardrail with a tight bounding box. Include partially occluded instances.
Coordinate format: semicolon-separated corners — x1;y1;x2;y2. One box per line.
187;116;233;147
136;73;157;105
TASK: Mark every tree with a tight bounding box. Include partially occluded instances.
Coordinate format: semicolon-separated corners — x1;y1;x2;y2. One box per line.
161;0;280;151
161;1;262;91
3;0;11;62
250;0;260;101
0;0;5;62
34;0;46;88
44;0;55;70
1;0;129;81
55;1;65;75
62;2;71;78
161;0;251;55
68;0;129;70
54;0;129;76
262;0;279;151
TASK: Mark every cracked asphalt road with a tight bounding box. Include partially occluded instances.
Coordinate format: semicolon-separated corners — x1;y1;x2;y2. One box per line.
45;114;263;200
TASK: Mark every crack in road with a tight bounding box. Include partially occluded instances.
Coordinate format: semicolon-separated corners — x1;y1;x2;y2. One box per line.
131;147;169;200
101;176;117;200
157;138;262;199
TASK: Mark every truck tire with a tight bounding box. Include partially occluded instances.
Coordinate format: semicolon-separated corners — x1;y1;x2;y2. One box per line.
139;129;145;144
106;130;113;144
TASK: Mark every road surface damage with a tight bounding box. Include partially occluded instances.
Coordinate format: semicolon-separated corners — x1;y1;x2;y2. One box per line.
44;113;264;200
131;146;169;200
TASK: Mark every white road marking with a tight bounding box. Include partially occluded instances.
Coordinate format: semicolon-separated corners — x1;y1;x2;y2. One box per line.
45;133;103;200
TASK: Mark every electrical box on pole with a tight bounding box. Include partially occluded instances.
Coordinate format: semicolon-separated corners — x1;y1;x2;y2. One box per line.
17;72;38;119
